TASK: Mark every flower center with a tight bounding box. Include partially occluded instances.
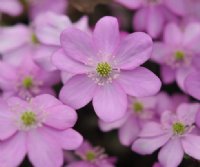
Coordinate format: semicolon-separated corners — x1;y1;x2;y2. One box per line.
22;77;33;89
86;151;96;161
173;122;185;135
96;62;112;77
31;33;39;44
133;102;144;113
175;51;185;61
21;111;36;126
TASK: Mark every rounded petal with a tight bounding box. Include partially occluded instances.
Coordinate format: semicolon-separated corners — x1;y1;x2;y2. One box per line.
52;49;89;74
139;122;166;137
61;28;95;63
146;6;164;38
93;82;127;122
115;0;142;9
158;138;184;167
0;132;26;167
59;74;97;109
165;0;187;16
118;67;161;97
185;71;200;100
115;32;153;70
44;105;77;129
119;117;140;146
133;8;147;31
132;133;171;155
93;16;120;55
0;0;22;16
164;23;182;45
27;128;63;167
50;128;83;150
182;134;200;160
177;103;199;126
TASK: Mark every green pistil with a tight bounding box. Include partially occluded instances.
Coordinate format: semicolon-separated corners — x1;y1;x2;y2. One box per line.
86;151;96;161
173;122;185;135
31;33;39;44
133;102;144;113
96;62;112;77
175;51;185;61
22;77;33;89
21;111;36;126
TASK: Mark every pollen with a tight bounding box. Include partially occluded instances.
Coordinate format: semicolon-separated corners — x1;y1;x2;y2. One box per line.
86;151;96;161
21;111;36;126
175;51;185;61
22;77;33;89
173;122;185;135
31;33;39;44
96;62;112;77
133;102;144;113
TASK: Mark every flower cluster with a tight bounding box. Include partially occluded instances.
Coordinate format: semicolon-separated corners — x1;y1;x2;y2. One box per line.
0;0;199;167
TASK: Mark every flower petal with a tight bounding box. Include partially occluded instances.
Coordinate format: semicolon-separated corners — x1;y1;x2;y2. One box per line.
161;65;176;84
60;74;97;109
182;134;200;160
0;132;26;167
115;32;153;70
27;128;63;167
52;49;89;74
93;16;120;55
132;133;171;155
61;28;95;63
133;8;147;31
118;67;161;97
158;138;184;167
115;0;142;9
93;82;127;122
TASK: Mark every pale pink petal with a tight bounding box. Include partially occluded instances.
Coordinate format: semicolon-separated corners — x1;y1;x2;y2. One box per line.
158;138;184;167
164;0;187;16
60;74;97;109
115;32;153;70
27;128;63;167
61;72;75;84
132;133;171;155
61;28;95;63
176;103;199;126
93;82;127;122
119;117;140;146
44;105;77;129
161;65;176;84
182;134;200;160
93;16;120;55
0;132;26;167
52;49;89;74
164;23;182;45
0;0;22;16
185;71;200;100
133;8;147;31
146;6;164;38
139;122;165;137
118;67;161;97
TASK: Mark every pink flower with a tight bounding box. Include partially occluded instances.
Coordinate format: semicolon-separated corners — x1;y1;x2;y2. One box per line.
0;94;83;167
132;103;200;167
0;0;22;16
33;12;89;71
52;16;161;122
115;0;177;38
0;57;60;100
99;93;188;146
67;141;116;167
152;22;200;90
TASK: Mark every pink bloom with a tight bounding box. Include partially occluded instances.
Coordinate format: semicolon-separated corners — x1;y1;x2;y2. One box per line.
52;16;161;122
0;0;22;16
0;57;60;100
33;12;89;71
67;141;116;167
0;94;83;167
132;103;200;167
99;93;188;146
152;22;200;90
28;0;68;20
153;162;162;167
115;0;177;38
